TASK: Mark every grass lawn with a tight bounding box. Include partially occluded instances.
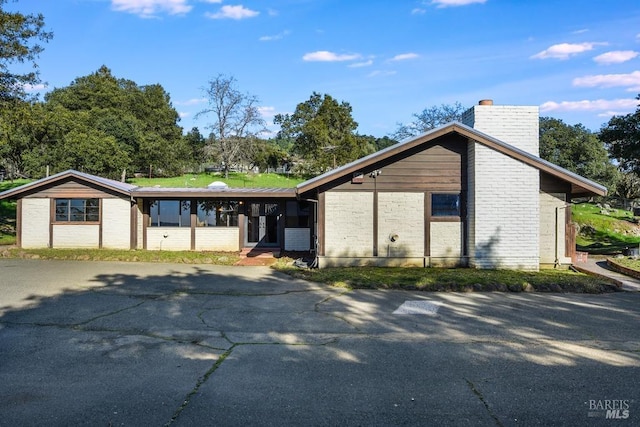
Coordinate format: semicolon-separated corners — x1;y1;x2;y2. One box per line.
608;256;640;272
0;248;240;265
273;263;617;293
129;172;305;188
572;202;640;254
0;247;618;293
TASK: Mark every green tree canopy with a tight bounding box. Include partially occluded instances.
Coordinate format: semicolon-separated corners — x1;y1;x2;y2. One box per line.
274;92;368;173
540;116;618;192
42;66;186;177
0;0;52;102
600;95;640;175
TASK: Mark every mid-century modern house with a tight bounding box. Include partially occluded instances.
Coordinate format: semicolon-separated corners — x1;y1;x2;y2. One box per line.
0;101;607;270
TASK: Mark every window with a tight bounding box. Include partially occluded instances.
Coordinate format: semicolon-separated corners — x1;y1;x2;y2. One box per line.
196;200;239;227
149;200;191;227
55;198;99;222
431;193;460;217
286;201;310;228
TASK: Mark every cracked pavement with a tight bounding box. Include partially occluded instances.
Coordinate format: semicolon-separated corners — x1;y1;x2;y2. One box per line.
1;259;639;426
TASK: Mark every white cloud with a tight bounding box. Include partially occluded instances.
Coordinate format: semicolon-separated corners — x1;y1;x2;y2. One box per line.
540;98;638;113
206;5;259;20
24;83;47;92
111;0;192;17
349;60;374;68
411;8;427;14
531;42;603;60
175;98;207;106
367;70;397;78
390;53;419;61
258;106;277;118
259;30;290;42
179;111;190;119
593;50;639;65
302;51;361;62
573;70;640;91
431;0;486;7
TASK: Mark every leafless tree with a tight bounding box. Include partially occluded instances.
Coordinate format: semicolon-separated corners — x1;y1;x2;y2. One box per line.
195;75;266;178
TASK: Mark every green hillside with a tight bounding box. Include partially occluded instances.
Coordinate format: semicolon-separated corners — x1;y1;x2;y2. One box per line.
572;202;640;254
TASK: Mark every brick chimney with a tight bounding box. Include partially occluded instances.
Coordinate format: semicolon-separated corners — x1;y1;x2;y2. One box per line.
461;100;539;156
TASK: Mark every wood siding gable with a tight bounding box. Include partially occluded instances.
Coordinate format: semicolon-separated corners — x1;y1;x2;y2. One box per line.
320;134;467;194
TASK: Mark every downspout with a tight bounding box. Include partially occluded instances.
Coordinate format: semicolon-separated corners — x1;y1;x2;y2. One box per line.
296;189;320;267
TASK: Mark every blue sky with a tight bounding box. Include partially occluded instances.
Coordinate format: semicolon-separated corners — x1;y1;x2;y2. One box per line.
8;0;640;138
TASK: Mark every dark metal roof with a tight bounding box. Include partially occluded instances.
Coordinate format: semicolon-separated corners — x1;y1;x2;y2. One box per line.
296;122;608;197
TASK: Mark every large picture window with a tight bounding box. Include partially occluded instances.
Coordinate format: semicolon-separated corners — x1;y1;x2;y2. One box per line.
285;201;310;228
55;198;99;222
196;200;239;227
431;193;460;217
149;200;191;227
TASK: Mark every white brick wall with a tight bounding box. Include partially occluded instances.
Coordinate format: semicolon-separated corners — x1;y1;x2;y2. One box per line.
462;105;539;156
325;192;373;257
377;192;424;257
195;228;240;251
463;103;541;270
430;222;462;258
102;198;131;249
53;225;100;248
285;228;311;251
146;228;191;251
21;199;50;248
468;143;540;270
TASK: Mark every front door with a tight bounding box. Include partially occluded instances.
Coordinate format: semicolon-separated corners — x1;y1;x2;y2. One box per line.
245;202;280;247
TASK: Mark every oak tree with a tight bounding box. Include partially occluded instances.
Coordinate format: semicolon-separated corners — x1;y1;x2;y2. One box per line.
0;0;52;102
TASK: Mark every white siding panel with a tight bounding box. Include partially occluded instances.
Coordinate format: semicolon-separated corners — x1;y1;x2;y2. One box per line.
102;198;131;249
325;192;373;257
21;199;50;248
285;228;311;251
53;225;100;248
377;192;424;257
195;228;239;251
539;192;569;265
430;222;462;258
146;228;191;251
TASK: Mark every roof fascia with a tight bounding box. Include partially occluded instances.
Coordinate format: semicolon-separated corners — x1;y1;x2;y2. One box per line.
0;170;134;200
295;122;607;197
453;125;607;197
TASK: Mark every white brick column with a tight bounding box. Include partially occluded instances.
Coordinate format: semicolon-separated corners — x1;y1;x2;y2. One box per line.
468;143;540;270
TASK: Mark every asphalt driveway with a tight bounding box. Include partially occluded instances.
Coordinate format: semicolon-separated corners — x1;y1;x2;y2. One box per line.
1;259;639;426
